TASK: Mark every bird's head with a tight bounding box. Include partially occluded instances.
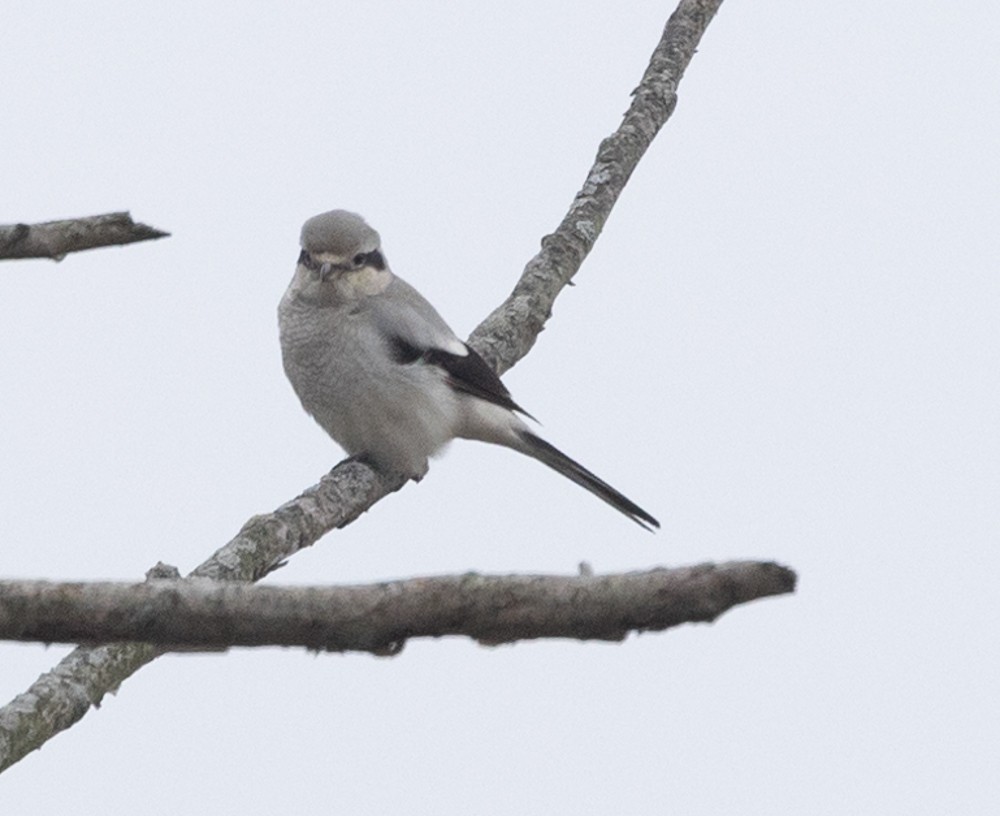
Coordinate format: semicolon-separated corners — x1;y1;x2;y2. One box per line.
293;210;391;303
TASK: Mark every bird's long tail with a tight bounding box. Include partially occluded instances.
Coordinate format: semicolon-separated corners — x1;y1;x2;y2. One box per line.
516;430;660;531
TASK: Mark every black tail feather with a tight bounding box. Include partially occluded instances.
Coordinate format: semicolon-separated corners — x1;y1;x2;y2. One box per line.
517;431;660;531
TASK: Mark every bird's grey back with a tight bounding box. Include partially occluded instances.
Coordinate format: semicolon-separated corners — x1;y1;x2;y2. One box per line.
300;210;380;256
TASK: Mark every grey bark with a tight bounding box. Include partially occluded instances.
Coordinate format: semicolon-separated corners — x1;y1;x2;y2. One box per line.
0;212;169;261
470;0;725;374
0;563;795;651
0;0;735;773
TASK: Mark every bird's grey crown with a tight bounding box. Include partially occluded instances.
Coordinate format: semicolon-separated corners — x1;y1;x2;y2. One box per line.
300;210;381;258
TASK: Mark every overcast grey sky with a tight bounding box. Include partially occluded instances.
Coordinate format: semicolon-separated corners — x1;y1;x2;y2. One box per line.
3;2;998;813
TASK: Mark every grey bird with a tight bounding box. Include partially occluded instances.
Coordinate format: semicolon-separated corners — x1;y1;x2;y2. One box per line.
278;210;659;530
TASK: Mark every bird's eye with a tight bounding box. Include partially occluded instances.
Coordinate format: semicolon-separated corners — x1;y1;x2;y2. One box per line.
352;252;368;267
298;249;312;266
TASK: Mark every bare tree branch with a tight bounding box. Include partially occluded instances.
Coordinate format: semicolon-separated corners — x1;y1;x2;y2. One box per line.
1;465;406;773
470;0;724;374
0;641;157;774
0;0;731;773
0;212;169;261
0;563;794;651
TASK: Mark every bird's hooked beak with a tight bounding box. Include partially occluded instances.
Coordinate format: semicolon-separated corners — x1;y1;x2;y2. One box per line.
299;249;340;282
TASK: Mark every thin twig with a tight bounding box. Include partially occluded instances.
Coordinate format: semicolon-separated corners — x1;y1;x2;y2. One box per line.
0;212;169;261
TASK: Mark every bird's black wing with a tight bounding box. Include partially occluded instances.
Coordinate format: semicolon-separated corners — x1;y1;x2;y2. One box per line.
388;335;532;418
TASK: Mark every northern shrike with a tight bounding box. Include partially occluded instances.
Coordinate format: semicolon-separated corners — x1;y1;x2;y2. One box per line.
278;210;659;530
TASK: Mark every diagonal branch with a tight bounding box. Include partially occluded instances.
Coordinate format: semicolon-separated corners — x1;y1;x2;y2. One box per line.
470;0;724;374
0;563;795;651
0;212;169;261
0;0;729;773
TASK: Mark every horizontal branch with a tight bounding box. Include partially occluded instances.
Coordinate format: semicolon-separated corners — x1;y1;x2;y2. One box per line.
0;464;406;773
0;562;795;651
0;212;169;261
